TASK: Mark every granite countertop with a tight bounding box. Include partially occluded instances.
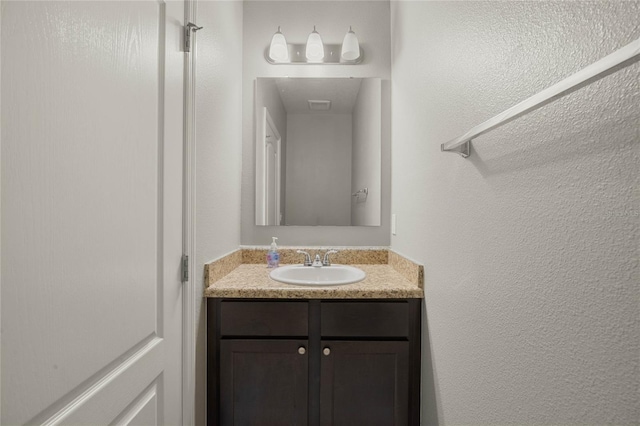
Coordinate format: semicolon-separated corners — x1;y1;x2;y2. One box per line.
204;262;424;299
203;248;424;299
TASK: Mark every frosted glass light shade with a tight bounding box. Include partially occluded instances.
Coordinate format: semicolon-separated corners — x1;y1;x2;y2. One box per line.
341;26;360;61
305;26;324;62
269;26;289;62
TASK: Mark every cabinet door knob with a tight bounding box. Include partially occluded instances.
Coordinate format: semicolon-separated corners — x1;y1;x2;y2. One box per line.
298;346;306;355
323;347;331;356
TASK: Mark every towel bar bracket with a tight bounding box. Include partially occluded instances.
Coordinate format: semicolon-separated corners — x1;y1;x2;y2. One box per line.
441;141;470;158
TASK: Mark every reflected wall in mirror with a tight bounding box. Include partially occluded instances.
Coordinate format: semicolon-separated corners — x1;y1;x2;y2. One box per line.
255;77;381;226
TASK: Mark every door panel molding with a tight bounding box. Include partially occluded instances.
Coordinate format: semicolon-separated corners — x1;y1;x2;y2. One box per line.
110;378;160;426
34;336;163;426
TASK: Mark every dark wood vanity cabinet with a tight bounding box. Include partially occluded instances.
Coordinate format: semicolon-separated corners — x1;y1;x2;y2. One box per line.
319;340;410;425
220;339;309;425
207;299;421;426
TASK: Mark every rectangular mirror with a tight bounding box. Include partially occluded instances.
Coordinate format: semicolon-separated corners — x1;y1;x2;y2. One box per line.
255;77;381;226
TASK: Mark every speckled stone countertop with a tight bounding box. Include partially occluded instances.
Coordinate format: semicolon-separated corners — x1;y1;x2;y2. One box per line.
204;248;424;299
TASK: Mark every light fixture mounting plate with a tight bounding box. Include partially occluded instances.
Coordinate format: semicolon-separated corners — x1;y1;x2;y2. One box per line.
265;44;364;65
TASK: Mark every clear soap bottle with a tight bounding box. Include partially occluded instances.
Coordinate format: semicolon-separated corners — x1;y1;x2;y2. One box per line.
267;237;279;268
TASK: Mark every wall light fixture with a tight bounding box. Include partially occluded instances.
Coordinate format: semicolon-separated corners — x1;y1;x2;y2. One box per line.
265;26;363;65
268;26;289;62
341;26;360;61
305;26;325;62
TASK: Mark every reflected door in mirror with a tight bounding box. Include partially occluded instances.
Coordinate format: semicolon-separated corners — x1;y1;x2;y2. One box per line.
257;107;282;226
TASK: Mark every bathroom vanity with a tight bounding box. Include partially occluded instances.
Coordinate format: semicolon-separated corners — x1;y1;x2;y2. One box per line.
207;298;420;426
205;249;423;426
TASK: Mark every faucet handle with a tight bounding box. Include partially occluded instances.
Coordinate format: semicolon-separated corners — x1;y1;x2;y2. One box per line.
322;250;339;266
296;250;312;266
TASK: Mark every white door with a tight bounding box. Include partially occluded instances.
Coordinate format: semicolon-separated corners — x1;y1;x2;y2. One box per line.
1;1;184;425
264;121;281;226
256;107;281;226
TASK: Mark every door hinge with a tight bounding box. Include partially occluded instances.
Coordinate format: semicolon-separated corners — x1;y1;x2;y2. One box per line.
185;22;203;53
181;254;189;282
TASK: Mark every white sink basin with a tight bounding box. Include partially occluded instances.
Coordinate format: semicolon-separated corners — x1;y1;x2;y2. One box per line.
269;264;366;286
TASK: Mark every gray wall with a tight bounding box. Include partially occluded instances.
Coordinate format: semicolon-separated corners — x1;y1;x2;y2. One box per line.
242;0;391;246
285;114;352;225
195;2;243;425
390;1;639;424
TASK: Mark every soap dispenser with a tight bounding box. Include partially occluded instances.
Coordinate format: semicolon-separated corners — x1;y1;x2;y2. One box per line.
267;237;280;268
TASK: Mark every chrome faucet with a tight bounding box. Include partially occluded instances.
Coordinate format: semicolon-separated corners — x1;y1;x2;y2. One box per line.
296;250;312;266
298;249;339;267
322;250;339;266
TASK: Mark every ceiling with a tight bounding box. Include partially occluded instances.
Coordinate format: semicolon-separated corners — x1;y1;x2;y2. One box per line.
274;78;363;114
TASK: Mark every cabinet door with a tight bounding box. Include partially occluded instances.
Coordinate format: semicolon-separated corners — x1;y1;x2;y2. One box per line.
320;341;409;426
220;339;309;426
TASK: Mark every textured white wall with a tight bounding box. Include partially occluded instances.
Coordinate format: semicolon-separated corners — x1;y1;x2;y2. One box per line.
242;0;391;246
286;114;352;225
391;1;639;424
351;78;381;226
195;2;243;425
